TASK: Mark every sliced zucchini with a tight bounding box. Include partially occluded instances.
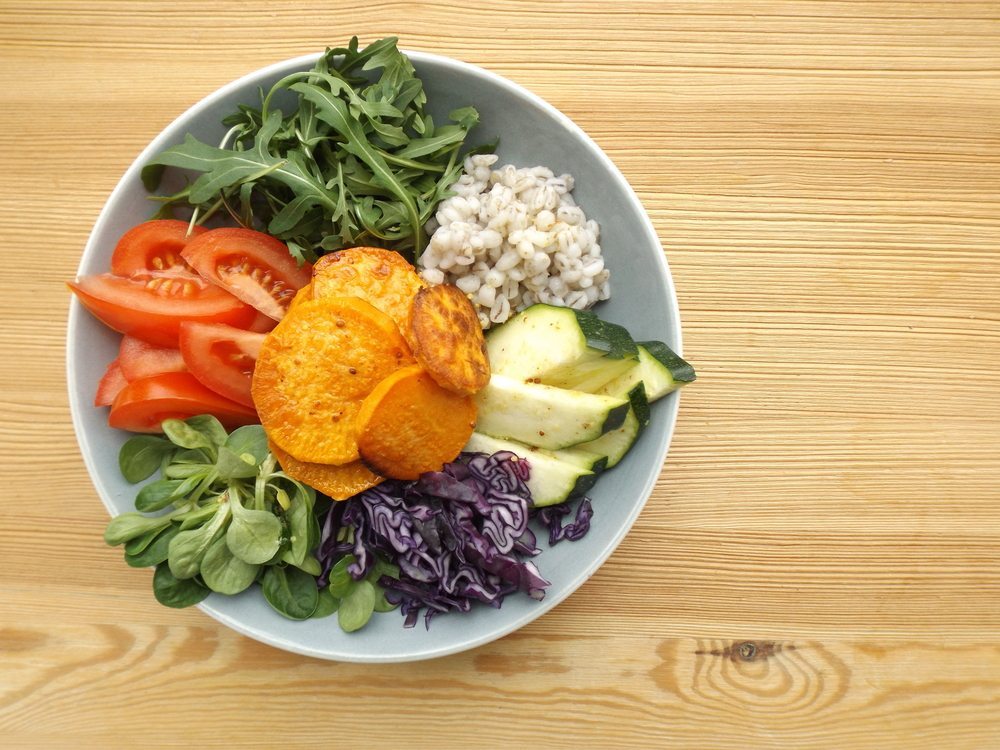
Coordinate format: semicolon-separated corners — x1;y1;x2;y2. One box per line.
549;444;609;475
598;340;696;402
577;382;650;469
474;374;629;451
464;432;598;507
540;353;638;392
485;303;638;385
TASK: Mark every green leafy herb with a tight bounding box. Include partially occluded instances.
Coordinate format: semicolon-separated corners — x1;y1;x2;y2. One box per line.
200;536;259;595
168;502;231;580
226;494;282;565
105;416;341;622
338;579;377;632
143;36;487;263
322;552;398;631
261;566;319;620
162;418;219;455
313;588;340;619
118;435;176;483
326;555;356;599
152;563;210;609
124;525;180;569
104;512;173;546
134;478;184;513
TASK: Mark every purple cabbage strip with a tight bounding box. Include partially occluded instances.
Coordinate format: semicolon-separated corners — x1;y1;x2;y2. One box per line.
534;498;594;546
317;452;558;628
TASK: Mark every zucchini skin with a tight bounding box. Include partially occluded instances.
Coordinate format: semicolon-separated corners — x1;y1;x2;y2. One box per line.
637;340;696;384
627;382;651;433
475;375;629;450
600;400;631;434
563;471;600;503
574;309;638;360
578;383;649;469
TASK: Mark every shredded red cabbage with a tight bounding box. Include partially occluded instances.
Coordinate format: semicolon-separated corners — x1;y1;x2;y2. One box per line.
318;451;559;629
534;498;594;545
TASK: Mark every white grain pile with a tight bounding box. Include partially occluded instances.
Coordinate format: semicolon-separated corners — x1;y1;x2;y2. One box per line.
419;154;610;328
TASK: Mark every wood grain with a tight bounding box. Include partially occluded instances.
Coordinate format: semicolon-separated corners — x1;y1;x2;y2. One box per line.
2;1;999;747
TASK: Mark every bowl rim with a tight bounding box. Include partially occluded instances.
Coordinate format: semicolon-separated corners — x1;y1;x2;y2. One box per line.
66;48;683;662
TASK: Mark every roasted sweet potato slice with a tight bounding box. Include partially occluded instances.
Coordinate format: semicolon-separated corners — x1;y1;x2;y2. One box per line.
270;440;382;501
252;297;414;465
287;282;312;312
406;283;490;395
355;364;477;481
311;247;424;330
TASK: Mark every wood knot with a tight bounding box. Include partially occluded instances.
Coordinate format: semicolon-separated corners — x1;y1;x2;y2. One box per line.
693;639;784;662
650;638;850;718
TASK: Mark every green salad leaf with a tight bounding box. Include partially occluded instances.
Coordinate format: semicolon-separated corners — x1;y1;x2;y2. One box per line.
200;536;259;595
262;566;319;620
144;36;487;263
105;417;358;626
152;564;210;609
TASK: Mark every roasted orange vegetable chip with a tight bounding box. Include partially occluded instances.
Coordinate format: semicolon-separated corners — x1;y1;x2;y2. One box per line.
270;440;383;501
286;282;312;312
252;296;414;465
406;283;490;395
311;247;424;330
356;364;477;481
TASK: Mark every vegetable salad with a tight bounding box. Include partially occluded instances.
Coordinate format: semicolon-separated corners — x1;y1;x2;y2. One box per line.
71;37;696;634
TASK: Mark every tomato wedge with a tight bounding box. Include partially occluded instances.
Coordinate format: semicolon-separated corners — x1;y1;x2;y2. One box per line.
243;309;279;333
68;272;257;348
110;219;206;276
178;322;265;408
181;228;312;321
108;371;258;433
95;359;128;407
119;335;187;380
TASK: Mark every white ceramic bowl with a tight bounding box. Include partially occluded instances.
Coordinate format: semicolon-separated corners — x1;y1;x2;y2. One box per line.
67;50;683;662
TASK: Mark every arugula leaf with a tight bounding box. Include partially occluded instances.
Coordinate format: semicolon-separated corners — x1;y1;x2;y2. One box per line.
151;114;337;212
142;37;485;262
290;80;424;252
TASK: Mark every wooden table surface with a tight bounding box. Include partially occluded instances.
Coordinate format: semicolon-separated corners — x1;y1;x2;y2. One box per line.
3;2;1000;747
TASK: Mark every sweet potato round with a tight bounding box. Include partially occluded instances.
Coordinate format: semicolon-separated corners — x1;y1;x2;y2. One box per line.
406;283;490;395
252;296;414;465
287;282;312;312
269;440;382;501
311;247;424;330
355;364;477;480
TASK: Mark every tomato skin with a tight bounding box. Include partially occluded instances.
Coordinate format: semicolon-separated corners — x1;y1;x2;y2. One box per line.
181;228;312;321
111;220;206;276
95;359;128;407
119;336;186;380
68;273;257;348
178;322;265;408
108;371;259;433
243;309;279;333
